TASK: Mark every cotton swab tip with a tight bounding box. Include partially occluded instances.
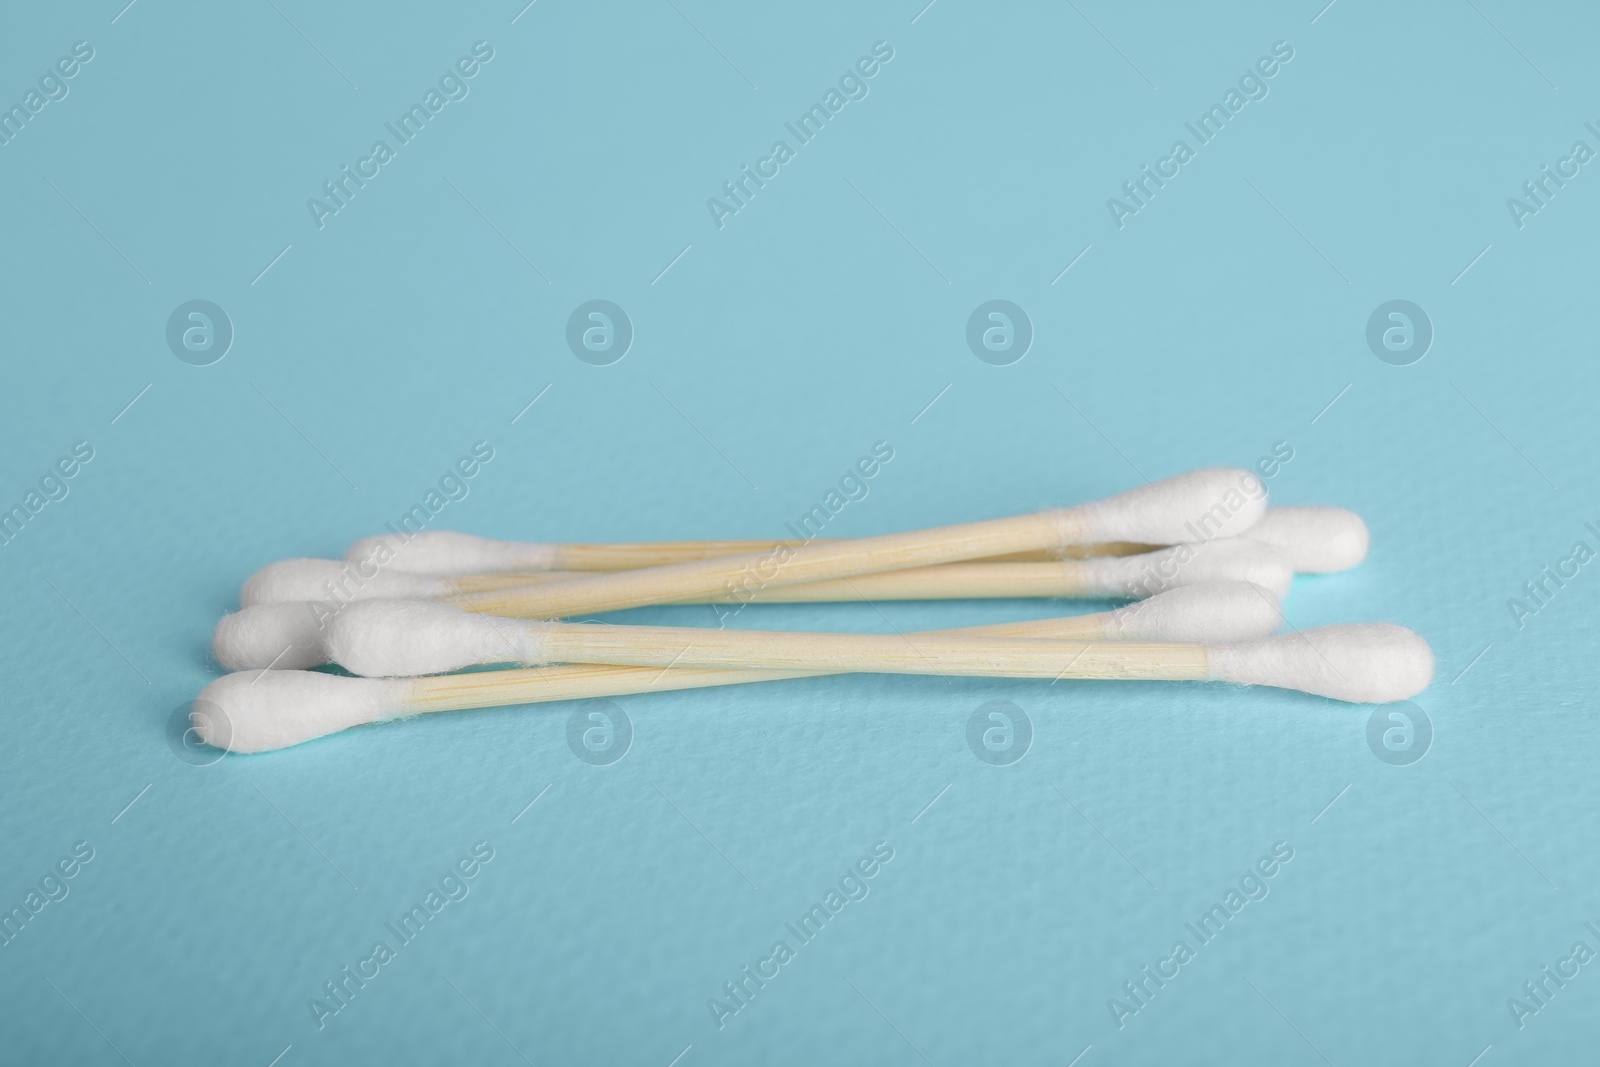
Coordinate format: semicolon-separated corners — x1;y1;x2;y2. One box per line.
1207;623;1433;703
213;602;328;671
1075;467;1267;545
1248;507;1370;573
1108;580;1281;643
192;670;411;754
1080;538;1293;599
324;599;538;678
345;531;561;575
240;558;449;607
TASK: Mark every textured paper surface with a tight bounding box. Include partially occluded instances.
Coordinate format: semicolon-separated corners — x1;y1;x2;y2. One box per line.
0;2;1595;1063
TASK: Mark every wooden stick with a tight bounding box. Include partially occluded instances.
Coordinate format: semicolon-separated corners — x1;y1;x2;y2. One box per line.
438;562;1145;603
447;469;1262;619
408;635;1204;711
535;625;1206;677
550;538;1150;570
452;513;1064;618
679;563;1109;601
403;613;1192;713
201;619;1431;752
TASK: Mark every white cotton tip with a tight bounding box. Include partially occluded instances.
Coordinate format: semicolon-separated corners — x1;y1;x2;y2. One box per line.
1248;507;1370;573
1076;538;1294;599
240;558;451;607
213;603;331;671
191;670;412;754
1106;581;1282;643
345;531;561;575
325;599;545;678
1072;468;1268;545
1207;623;1434;703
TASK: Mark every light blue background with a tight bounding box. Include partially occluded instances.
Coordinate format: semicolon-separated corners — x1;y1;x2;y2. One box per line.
1;1;1596;1063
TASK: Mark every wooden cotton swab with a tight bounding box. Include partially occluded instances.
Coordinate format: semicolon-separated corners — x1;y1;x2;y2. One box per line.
193;619;1433;755
345;530;1152;573
339;506;1366;575
318;597;1428;705
194;591;1271;752
382;534;1156;571
349;468;1270;620
194;609;1172;754
215;579;1283;672
215;541;1292;671
240;538;1288;609
243;467;1266;608
235;502;1356;612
